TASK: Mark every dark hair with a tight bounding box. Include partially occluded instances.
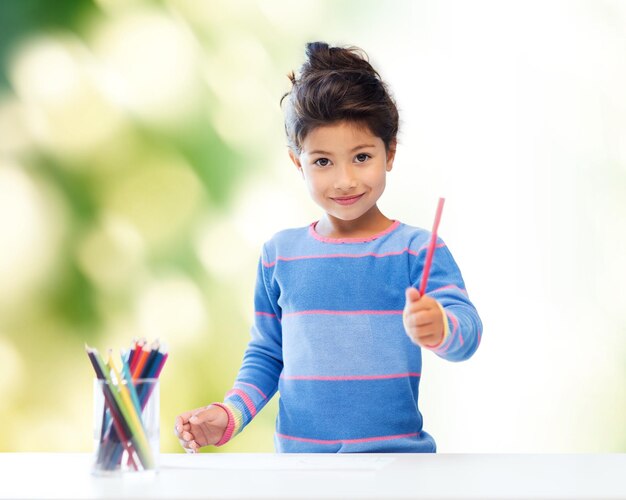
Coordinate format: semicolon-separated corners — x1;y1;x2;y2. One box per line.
281;42;399;154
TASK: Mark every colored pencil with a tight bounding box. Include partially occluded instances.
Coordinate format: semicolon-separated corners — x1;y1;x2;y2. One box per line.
120;353;142;416
130;338;145;373
85;347;139;471
419;197;445;295
86;339;167;471
154;352;168;378
140;340;160;379
132;346;150;380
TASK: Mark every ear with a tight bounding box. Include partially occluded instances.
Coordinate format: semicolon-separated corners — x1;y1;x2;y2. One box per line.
385;139;397;172
288;149;304;177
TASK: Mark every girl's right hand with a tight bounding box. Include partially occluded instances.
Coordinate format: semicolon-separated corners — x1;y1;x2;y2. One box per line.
174;404;229;453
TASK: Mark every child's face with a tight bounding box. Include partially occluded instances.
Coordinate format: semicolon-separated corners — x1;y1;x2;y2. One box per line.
289;121;395;225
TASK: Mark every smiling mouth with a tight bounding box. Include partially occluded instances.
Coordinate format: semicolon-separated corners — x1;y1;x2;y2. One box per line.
331;194;364;206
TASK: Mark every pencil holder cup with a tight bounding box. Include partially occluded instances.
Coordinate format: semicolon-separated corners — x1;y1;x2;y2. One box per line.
92;378;160;475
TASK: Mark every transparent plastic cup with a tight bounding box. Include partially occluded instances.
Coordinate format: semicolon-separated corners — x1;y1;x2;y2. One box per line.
92;378;159;475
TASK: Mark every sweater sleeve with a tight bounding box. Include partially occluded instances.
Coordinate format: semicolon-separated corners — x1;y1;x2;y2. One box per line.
410;235;483;362
216;245;283;445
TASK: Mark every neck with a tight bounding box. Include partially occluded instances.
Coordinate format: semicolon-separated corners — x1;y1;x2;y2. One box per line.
315;206;393;239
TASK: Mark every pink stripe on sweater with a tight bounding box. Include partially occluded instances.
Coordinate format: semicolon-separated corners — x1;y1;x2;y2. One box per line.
255;311;277;318
263;248;421;268
225;389;257;417
262;242;449;268
283;309;403;318
430;284;468;296
263;242;447;268
276;432;420;445
237;381;267;399
416;242;446;257
281;372;421;381
309;220;401;243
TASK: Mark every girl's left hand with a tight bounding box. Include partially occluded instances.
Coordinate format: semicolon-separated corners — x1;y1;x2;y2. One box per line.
402;287;444;348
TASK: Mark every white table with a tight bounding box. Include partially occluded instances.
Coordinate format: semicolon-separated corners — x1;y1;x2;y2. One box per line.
0;453;625;499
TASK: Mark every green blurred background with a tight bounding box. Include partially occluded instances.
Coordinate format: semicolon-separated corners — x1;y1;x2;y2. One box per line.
0;0;407;453
1;0;625;454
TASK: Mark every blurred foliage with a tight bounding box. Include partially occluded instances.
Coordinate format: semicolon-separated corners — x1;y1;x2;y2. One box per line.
0;0;99;88
0;0;396;453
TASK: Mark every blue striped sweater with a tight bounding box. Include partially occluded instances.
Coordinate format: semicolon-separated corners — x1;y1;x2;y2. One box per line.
216;220;482;452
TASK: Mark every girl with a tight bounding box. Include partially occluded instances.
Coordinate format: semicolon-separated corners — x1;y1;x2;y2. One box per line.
175;42;482;453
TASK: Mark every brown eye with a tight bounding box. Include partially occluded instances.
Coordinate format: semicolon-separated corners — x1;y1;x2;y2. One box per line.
315;158;331;167
355;153;370;163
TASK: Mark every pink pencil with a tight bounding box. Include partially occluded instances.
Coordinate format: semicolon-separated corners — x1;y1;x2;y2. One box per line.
419;197;445;295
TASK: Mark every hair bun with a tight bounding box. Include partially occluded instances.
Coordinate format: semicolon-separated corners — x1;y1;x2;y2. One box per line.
304;42;331;69
303;41;375;75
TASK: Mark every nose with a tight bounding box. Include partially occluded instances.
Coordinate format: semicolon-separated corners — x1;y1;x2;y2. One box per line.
333;163;357;191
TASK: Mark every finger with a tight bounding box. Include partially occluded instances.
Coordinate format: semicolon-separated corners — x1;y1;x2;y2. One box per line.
405;311;437;329
174;420;189;439
175;409;200;432
406;313;434;328
174;415;185;435
404;306;434;323
416;320;443;336
405;287;421;305
417;323;445;344
417;331;440;343
177;410;197;423
404;298;436;314
182;431;194;442
189;405;219;425
422;338;443;348
176;405;213;432
415;313;437;328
